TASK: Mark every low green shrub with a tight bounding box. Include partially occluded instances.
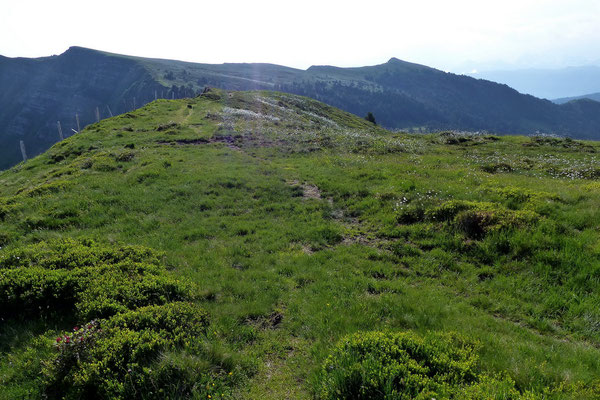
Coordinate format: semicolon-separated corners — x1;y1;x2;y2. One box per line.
426;200;487;222
483;186;561;212
426;200;538;239
0;197;14;220
0;238;160;270
105;302;209;343
0;230;15;246
316;330;535;400
455;208;537;239
75;261;193;320
92;158;118;172
0;239;234;399
455;210;498;239
0;239;192;320
0;204;9;220
0;266;80;315
43;302;210;399
481;163;513;173
19;180;70;197
396;204;426;224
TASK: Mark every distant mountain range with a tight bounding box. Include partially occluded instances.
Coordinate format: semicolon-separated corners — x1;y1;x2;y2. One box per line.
553;92;600;104
2;47;600;169
467;66;600;100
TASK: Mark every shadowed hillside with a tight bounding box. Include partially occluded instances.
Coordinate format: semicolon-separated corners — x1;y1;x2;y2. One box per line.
0;48;166;169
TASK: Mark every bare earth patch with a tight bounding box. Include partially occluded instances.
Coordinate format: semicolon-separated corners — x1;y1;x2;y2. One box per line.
285;180;322;200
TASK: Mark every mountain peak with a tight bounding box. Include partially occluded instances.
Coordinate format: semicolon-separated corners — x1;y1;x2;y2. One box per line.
65;46;91;53
383;57;434;72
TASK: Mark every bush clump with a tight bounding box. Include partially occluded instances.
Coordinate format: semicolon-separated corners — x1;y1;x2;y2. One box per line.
455;208;537;239
396;204;427;224
1;239;235;399
43;302;211;399
426;200;538;239
19;180;70;197
481;163;513;174
316;331;534;400
0;238;192;320
426;200;487;222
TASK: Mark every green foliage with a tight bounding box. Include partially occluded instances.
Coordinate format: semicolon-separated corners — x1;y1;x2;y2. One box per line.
481;163;513;173
396;203;427;224
364;112;377;125
42;302;212;399
426;200;483;222
454;207;538;238
20;179;70;197
316;330;533;399
106;302;209;342
404;199;538;239
0;239;223;399
0;237;160;269
0;197;14;220
0;239;192;320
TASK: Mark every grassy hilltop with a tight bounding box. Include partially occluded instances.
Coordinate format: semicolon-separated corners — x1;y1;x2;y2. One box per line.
1;89;600;399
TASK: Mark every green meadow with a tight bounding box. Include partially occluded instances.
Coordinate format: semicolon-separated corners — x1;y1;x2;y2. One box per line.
1;89;600;399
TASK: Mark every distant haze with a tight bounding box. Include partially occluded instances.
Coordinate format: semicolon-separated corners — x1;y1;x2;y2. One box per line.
468;66;600;99
1;0;599;72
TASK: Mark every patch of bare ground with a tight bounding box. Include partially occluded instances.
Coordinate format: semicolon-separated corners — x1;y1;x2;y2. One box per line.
300;244;314;255
285;180;322;200
245;310;285;330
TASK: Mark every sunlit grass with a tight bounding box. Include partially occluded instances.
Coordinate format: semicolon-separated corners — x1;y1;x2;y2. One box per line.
1;90;600;398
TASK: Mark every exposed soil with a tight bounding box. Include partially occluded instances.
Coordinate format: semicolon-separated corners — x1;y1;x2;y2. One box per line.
285;180;322;200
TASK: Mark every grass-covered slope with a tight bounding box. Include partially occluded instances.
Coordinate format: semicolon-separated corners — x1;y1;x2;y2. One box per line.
2;89;600;399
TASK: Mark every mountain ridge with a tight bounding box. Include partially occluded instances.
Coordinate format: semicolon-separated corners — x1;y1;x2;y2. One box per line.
553;92;600;104
3;47;600;170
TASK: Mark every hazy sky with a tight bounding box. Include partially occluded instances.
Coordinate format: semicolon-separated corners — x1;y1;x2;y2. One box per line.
2;0;599;72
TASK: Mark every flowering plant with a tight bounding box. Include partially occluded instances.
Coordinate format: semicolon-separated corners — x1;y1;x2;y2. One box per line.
53;320;102;368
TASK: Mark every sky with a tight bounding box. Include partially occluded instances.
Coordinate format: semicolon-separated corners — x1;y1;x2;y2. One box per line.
1;0;600;72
